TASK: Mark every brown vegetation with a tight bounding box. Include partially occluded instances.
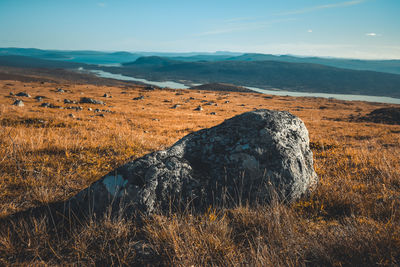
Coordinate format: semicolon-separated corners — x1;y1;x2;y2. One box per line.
0;77;399;265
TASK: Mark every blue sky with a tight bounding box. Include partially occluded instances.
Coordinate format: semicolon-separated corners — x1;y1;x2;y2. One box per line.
0;0;399;59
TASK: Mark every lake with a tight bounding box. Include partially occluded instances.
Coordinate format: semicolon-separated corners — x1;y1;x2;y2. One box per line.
89;69;400;105
89;69;190;89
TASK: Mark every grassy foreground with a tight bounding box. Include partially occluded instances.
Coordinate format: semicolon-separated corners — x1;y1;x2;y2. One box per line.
0;79;399;266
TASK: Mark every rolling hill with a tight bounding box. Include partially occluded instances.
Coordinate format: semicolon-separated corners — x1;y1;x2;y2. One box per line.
105;56;400;98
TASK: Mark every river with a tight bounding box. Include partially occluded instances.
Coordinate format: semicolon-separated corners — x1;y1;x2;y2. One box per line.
89;69;400;105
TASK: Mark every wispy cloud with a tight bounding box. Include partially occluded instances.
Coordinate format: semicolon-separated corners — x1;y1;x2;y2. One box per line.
278;0;366;15
307;29;313;33
195;18;296;37
98;2;106;7
365;32;378;37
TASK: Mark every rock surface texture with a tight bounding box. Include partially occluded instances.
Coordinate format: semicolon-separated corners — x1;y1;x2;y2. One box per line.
71;109;318;216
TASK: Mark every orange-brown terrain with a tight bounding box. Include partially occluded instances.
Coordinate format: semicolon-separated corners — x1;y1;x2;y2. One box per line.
0;74;399;265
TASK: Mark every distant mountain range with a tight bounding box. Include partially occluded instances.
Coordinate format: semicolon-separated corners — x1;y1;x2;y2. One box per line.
0;48;399;98
1;47;399;74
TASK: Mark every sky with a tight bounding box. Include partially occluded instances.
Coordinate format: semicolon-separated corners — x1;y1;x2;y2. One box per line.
0;0;399;59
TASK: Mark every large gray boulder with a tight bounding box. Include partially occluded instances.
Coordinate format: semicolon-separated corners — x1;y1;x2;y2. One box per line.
71;109;318;216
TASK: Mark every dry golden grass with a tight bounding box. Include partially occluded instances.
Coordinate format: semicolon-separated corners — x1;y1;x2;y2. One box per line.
0;79;399;265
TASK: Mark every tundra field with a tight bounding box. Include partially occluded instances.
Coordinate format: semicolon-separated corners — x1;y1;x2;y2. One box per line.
0;78;399;266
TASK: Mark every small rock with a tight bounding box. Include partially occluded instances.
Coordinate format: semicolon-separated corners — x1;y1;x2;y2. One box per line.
80;97;104;105
68;114;75;118
15;92;31;97
88;108;93;111
194;105;203;111
103;93;111;98
12;100;24;107
9;92;14;96
40;103;52;108
133;96;145;101
64;99;73;104
210;112;216;115
97;114;105;117
171;104;181;109
56;88;65;93
224;101;230;104
35;97;43;102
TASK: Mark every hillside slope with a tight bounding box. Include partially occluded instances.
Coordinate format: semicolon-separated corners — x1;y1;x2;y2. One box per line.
110;57;400;98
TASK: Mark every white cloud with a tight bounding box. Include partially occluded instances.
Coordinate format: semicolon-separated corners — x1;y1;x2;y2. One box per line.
98;2;106;7
279;0;366;15
365;33;377;37
308;29;313;33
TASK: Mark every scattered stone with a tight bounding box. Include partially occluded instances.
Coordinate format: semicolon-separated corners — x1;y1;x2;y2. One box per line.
69;109;318;216
224;101;230;104
12;100;24;107
209;112;216;115
189;97;195;100
9;92;14;96
35;95;46;100
194;105;203;111
240;104;246;107
66;106;83;111
40;103;52;108
204;102;214;106
152;118;160;121
56;88;65;93
80;97;104;105
64;99;74;104
15;92;31;97
40;103;61;108
133;96;145;101
163;99;171;103
144;86;155;91
68;113;75;118
94;108;101;113
88;108;93;111
171;104;181;109
97;114;105;117
35;97;43;102
103;93;111;98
